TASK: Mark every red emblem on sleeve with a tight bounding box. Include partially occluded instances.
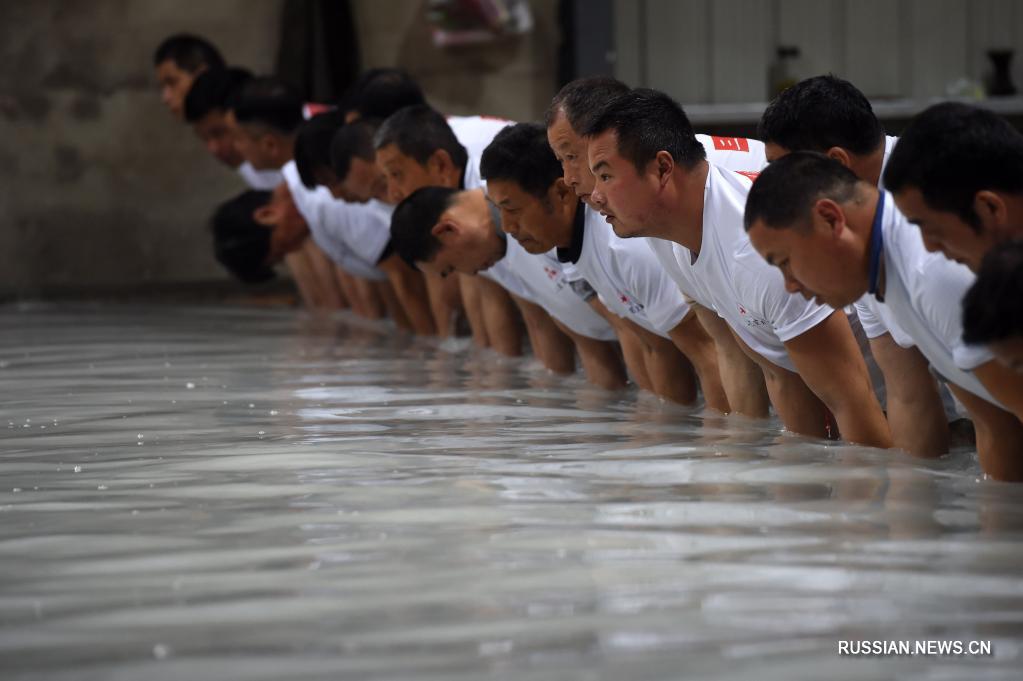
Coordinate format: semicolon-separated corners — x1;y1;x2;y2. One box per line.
711;136;750;152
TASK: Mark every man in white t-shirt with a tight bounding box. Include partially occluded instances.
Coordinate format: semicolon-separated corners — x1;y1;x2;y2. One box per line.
757;74;952;458
389;185;635;389
374;105;534;355
153;33;223;121
182;66;284;191
233;82;429;329
581;88;891;448
546;77;769;418
884;102;1023;273
962;241;1023;373
478;123;729;408
744;152;1023;481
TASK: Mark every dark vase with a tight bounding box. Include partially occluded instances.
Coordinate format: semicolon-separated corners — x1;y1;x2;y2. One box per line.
986;49;1017;97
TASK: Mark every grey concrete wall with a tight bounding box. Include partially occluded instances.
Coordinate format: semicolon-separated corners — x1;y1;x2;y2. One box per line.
350;0;559;123
0;0;558;299
0;1;283;299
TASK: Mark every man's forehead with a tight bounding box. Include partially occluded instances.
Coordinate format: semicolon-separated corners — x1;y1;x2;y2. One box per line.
380;147;420;167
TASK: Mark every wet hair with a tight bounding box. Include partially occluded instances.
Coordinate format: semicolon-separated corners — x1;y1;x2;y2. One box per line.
330;118;378;182
374;105;468;171
210;190;275;283
389;186;460;266
744;151;861;232
232;76;304;135
480;122;563;199
963;240;1023;345
580;88;706;172
758;75;884;155
183;66;252;123
883;102;1023;231
544;76;631;132
347;68;426;120
294;109;349;188
152;33;225;73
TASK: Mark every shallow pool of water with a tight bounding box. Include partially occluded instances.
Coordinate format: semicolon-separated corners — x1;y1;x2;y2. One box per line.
2;304;1022;680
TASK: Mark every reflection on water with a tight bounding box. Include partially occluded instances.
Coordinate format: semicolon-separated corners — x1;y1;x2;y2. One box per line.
2;304;1022;681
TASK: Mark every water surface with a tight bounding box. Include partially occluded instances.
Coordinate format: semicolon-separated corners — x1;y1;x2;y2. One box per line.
2;304;1022;680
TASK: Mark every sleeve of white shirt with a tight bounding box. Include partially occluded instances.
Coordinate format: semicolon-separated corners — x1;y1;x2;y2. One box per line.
318;199;393;266
612;239;689;334
734;242;833;342
853;299;888;339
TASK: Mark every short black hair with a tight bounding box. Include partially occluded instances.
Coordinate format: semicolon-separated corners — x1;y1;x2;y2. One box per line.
210;190;276;283
963;240;1023;345
232;76;304;134
390;186;459;266
480;122;563;199
348;68;426;121
580;88;706;173
884;102;1023;230
544;76;630;132
183;66;252;123
330;119;378;182
294;109;349;188
153;33;224;72
758;75;884;155
374;105;468;171
744;151;861;232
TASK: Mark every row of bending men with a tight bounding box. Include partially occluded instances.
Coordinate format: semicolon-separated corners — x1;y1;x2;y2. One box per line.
390;76;1023;482
154;36;1023;481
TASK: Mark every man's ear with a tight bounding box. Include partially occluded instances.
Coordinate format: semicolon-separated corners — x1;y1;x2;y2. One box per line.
252;204;276;227
813;197;847;237
825;146;853;169
428;149;456;179
552;178;575;204
974;190;1008;228
430;219;458;240
654;150;675;186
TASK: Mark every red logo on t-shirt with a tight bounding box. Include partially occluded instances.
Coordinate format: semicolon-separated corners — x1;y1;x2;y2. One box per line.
303;102;332;118
735;170;760;182
712;136;750;152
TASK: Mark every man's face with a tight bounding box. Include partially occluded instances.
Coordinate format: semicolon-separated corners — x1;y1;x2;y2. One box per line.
747;204;868;308
990;337;1023;373
546;112;596;206
587;129;660;239
253;183;309;261
893;187;996;272
417;201;504;278
193;109;242;168
155;60;196;120
486;179;569;254
341;156;390;203
376;144;445;204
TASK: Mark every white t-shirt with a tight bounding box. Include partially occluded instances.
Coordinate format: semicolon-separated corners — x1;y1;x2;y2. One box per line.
237;161;283;191
501;241;617;341
696;134;768;175
854;134;905;338
647;164;834;371
857;191;1000;406
281;160;388;281
448;115;513;190
313;199;393;281
557;205;690;338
